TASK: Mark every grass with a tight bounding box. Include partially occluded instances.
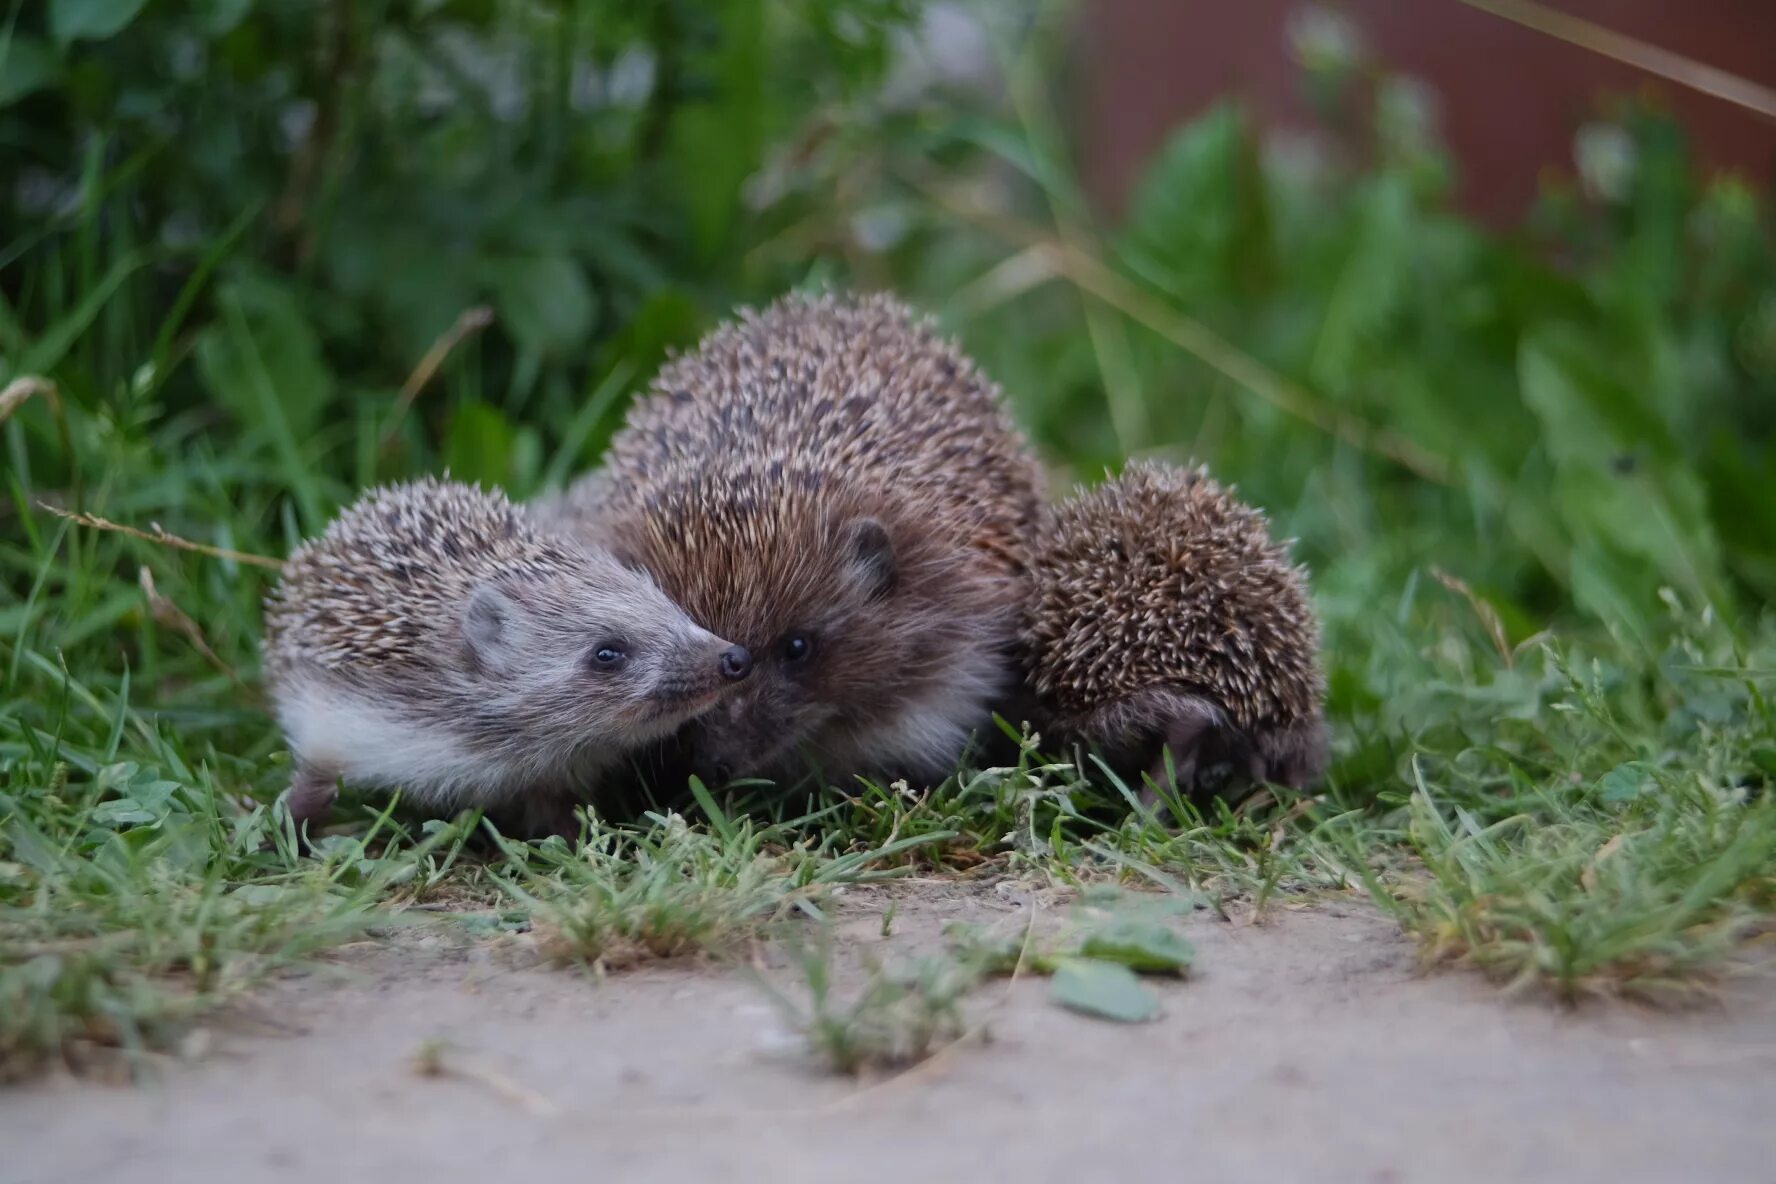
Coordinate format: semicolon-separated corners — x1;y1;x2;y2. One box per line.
502;813;820;970
1328;616;1776;1002
2;522;1773;1078
1360;627;1776;1001
0;723;418;1079
1391;776;1775;1002
494;784;949;971
4;3;1775;1081
758;933;990;1076
2;430;1773;1075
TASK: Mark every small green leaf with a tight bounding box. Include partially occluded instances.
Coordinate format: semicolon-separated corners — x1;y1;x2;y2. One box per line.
1079;921;1195;974
1598;764;1649;803
1050;957;1161;1023
944;921;1040;974
0;36;63;107
195;276;333;440
90;801;158;827
194;0;253;36
485;256;597;359
50;0;150;45
17;955;63;991
230;883;299;905
1120;102;1269;299
444;400;519;489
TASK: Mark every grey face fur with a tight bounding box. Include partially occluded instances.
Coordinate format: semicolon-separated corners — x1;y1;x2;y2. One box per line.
455;556;749;751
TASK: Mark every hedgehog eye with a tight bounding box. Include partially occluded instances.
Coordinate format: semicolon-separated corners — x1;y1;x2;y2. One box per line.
589;643;628;672
779;632;815;665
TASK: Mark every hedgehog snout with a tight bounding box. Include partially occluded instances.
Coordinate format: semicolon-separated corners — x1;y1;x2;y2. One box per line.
719;645;752;682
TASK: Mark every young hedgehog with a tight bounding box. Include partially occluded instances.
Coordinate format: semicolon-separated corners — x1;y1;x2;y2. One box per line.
543;292;1046;787
262;478;753;835
1024;461;1328;799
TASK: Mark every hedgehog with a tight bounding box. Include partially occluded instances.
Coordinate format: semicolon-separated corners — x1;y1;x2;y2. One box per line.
1023;461;1328;800
262;477;753;835
540;291;1046;787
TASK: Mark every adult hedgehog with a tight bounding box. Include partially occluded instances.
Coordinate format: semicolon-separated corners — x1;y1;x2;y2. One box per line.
1024;461;1328;798
550;292;1046;786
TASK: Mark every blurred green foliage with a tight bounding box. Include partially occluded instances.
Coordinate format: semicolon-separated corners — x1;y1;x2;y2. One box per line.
1;0;1773;779
880;81;1776;649
3;0;915;524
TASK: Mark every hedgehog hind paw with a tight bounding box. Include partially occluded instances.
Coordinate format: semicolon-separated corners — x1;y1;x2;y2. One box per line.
285;765;339;850
1150;717;1330;813
1141;705;1263;811
1255;715;1331;791
519;792;587;843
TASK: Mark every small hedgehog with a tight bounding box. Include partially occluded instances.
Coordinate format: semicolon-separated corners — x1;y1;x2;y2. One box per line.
544;292;1046;786
1024;461;1328;798
263;478;753;834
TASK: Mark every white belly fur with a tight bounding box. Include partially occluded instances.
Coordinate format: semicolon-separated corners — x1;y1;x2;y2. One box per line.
274;675;534;810
848;635;1012;782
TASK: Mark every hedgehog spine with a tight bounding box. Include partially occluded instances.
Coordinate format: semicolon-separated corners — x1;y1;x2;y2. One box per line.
263;477;753;833
540;291;1047;787
1023;460;1327;797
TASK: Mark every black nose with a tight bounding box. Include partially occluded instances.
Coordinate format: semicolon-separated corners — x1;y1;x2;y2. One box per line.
712;763;734;783
718;645;752;681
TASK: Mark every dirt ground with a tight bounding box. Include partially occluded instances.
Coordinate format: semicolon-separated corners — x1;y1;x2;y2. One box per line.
4;884;1774;1184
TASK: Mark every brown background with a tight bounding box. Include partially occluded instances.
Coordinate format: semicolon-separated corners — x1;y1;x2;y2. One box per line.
1082;0;1776;222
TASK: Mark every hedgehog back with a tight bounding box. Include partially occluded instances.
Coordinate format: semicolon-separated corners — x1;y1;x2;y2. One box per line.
602;292;1044;572
264;479;571;674
1026;462;1322;734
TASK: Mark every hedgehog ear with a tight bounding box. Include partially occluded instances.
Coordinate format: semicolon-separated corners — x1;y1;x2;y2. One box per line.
463;582;521;672
842;517;896;602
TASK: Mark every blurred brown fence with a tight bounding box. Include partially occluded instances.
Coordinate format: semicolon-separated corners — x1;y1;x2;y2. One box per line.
1082;0;1776;221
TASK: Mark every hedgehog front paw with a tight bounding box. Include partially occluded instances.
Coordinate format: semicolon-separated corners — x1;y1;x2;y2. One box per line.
1142;703;1329;808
